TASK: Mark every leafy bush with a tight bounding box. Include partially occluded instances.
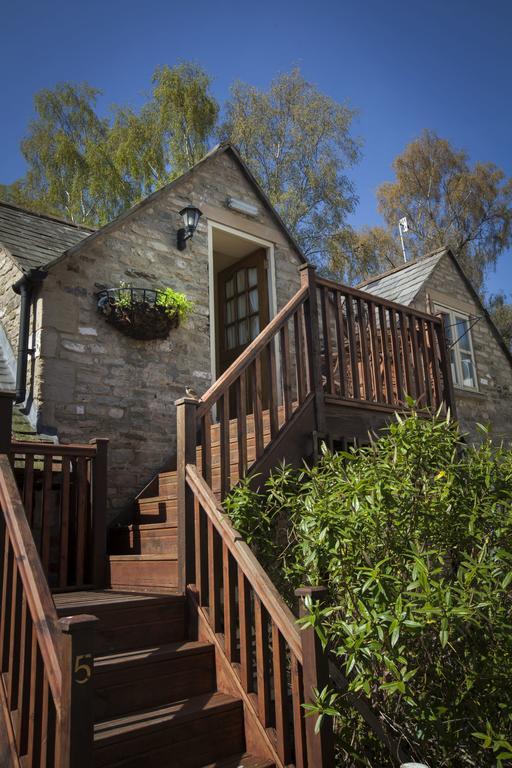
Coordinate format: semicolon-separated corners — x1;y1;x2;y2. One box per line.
224;411;512;767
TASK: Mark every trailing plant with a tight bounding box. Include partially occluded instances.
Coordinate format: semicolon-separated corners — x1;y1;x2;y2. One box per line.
154;286;193;322
224;410;512;767
97;282;193;340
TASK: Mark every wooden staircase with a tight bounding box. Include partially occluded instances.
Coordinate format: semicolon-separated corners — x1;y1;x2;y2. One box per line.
107;404;299;593
1;267;452;767
54;591;273;768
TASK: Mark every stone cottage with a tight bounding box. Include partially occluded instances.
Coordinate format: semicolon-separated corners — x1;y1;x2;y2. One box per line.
359;247;512;442
0;143;304;518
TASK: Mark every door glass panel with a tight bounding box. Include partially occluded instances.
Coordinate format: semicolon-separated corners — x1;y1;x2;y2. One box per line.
250;315;260;340
226;325;237;350
238;319;248;345
226;299;235;324
249;288;259;313
226;277;235;299
248;267;257;287
237;295;247;318
236;270;246;292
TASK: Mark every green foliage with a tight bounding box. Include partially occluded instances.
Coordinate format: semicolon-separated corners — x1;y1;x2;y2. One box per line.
2;64;219;226
114;282;193;322
224;412;512;766
488;291;512;351
332;130;512;292
155;287;193;322
221;68;361;260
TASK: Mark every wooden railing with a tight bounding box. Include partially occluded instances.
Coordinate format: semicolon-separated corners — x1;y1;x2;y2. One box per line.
10;438;108;589
0;452;97;768
316;276;454;411
176;265;454;766
185;464;333;766
195;274;316;501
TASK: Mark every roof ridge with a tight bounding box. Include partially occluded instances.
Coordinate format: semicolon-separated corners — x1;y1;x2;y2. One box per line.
0;200;96;233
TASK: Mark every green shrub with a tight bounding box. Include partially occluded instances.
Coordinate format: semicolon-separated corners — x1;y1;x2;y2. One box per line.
224;411;512;767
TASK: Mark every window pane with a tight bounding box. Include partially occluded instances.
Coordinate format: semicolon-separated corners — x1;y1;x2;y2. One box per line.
461;353;476;388
237;270;246;292
238;295;247;319
248;267;258;287
250;315;260;340
225;278;234;299
238;319;248;345
450;350;459;385
226;299;235;323
226;325;236;350
249;288;259;313
455;316;471;352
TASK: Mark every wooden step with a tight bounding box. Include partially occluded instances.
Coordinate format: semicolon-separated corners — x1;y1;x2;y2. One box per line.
109;522;177;556
108;555;178;593
136;495;177;525
93;692;245;768
55;591;185;654
200;753;274;768
94;641;216;720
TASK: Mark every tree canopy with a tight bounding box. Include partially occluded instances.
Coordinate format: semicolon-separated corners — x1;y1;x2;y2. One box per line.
1;66;360;244
221;69;361;258
0;64;219;226
330;130;512;292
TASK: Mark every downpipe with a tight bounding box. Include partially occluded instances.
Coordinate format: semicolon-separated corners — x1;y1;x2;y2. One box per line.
12;269;47;405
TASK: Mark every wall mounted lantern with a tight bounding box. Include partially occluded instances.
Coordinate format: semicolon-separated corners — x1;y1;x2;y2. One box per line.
177;206;202;250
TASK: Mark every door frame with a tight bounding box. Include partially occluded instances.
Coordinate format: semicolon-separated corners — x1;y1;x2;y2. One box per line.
208;221;277;383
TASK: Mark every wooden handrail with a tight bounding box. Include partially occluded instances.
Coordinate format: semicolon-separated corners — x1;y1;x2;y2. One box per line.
186;463;302;661
0;451;98;767
197;285;309;417
11;438;109;589
316;275;443;324
0;454;63;704
11;440;97;457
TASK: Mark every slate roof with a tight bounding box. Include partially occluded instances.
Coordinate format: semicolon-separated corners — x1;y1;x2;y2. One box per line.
0;201;93;273
357;248;446;306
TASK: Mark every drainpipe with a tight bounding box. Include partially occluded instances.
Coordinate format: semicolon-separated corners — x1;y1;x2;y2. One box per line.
12;269;47;405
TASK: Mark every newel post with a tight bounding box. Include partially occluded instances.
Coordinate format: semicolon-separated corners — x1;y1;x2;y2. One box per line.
90;437;108;587
0;391;14;454
59;614;98;768
299;264;326;434
176;396;198;593
295;586;335;767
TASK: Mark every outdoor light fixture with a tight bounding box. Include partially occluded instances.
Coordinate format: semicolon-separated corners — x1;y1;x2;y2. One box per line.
177;206;202;250
226;197;259;217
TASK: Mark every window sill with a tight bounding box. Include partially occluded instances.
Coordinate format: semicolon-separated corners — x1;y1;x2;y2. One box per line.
453;387;485;400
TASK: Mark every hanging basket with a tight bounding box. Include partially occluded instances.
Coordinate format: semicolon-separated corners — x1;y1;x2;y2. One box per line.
96;287;180;340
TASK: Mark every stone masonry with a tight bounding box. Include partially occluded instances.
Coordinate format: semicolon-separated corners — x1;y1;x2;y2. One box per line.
414;252;512;443
18;148;303;520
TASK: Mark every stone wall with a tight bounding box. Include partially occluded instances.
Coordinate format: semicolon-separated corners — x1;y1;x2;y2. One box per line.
414;253;512;443
0;251;22;359
35;149;303;519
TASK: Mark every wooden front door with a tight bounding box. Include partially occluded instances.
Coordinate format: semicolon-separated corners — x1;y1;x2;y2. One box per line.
217;249;269;375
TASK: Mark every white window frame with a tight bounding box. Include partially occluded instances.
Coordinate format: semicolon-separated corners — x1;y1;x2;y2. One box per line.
434;303;479;392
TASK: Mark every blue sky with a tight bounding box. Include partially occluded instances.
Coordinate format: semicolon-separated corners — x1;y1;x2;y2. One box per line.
1;0;511;294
